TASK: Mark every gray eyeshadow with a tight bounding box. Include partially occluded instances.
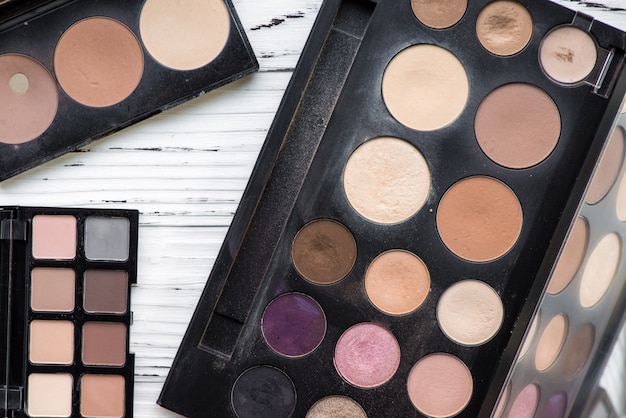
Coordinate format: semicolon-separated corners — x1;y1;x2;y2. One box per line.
84;217;130;261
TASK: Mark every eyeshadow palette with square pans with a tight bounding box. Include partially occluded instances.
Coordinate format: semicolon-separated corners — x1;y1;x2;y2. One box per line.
0;206;138;417
0;0;257;181
159;0;626;416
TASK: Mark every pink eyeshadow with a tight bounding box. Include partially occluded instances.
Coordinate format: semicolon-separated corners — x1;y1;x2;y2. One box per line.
32;215;76;260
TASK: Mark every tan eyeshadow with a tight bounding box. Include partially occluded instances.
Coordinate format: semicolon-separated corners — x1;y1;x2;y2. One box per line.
31;268;75;313
411;0;467;29
476;1;533;56
80;374;125;418
535;313;567;371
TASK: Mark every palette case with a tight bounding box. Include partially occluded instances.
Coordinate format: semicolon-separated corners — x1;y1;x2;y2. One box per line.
0;0;258;181
159;0;626;416
0;206;138;417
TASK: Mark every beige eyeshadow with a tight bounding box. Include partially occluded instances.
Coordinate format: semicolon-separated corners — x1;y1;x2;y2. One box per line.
437;176;523;262
540;26;598;84
365;250;430;315
80;374;125;418
0;54;58;145
535;313;567;371
343;137;430;224
580;233;621;308
32;215;76;260
475;83;561;169
54;17;143;107
411;0;467;29
547;217;588;295
27;373;73;417
476;1;533;56
31;268;75;312
407;353;473;417
29;320;74;365
140;0;231;71
382;45;468;131
437;280;503;346
586;127;625;204
306;396;367;418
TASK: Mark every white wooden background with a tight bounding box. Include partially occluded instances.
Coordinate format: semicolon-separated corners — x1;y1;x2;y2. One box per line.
0;1;625;416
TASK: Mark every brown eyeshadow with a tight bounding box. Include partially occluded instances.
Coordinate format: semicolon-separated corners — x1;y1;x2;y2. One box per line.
437;176;523;262
561;324;594;379
82;322;127;366
411;0;467;29
84;270;129;314
585;126;625;204
546;217;588;295
292;220;357;285
476;1;533;56
475;83;561;169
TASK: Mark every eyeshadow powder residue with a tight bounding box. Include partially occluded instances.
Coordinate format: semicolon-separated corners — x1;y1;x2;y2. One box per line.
476;1;533;56
411;0;467;29
291;219;356;285
540;26;598;84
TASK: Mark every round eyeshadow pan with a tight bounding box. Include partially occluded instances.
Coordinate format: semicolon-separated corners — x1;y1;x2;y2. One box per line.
365;250;430;315
540;25;598;85
54;17;143;107
475;83;561;169
561;324;594;379
580;233;621;308
291;219;357;285
343;137;431;224
80;374;125;418
411;0;467;29
382;45;469;131
539;392;567;418
437;280;503;346
306;396;367;418
140;0;230;71
437;176;523;262
509;384;539;418
586;126;625;204
261;293;326;358
334;323;400;388
231;366;296;418
535;313;567;372
476;1;533;57
406;353;473;417
547;216;588;295
0;54;58;145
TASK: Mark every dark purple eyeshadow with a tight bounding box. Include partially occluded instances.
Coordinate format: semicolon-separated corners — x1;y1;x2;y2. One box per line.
261;292;326;358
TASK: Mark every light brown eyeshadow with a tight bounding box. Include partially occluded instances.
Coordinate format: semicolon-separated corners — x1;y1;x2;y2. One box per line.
475;83;561;169
382;45;469;131
80;374;125;418
82;322;127;366
540;26;598;84
54;17;143;107
365;250;430;315
0;54;58;145
411;0;467;29
535;313;567;371
476;1;533;56
547;217;588;295
437;176;523;262
31;268;75;312
291;220;356;285
561;324;594;379
29;320;74;365
343;137;431;224
140;0;231;71
586;127;625;204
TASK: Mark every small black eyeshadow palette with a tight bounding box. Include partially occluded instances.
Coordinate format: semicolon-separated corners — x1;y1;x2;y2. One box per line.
159;0;626;417
0;0;258;181
0;206;138;417
492;112;626;417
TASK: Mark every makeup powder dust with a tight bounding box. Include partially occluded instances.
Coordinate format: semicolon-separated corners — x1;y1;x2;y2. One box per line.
382;45;469;131
411;0;467;29
343;137;431;224
540;26;598;84
365;250;430;315
475;83;561;169
54;17;143;107
476;1;533;56
437;176;523;262
546;216;588;295
140;0;231;71
0;54;58;144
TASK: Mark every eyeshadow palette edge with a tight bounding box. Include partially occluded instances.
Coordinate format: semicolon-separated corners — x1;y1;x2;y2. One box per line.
159;0;626;417
0;206;139;417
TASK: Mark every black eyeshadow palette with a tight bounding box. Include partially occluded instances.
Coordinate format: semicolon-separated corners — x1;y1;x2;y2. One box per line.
0;0;257;181
159;0;626;416
0;206;138;417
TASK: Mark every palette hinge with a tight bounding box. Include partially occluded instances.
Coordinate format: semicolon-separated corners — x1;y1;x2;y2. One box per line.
0;386;22;412
0;220;25;241
0;221;25;242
